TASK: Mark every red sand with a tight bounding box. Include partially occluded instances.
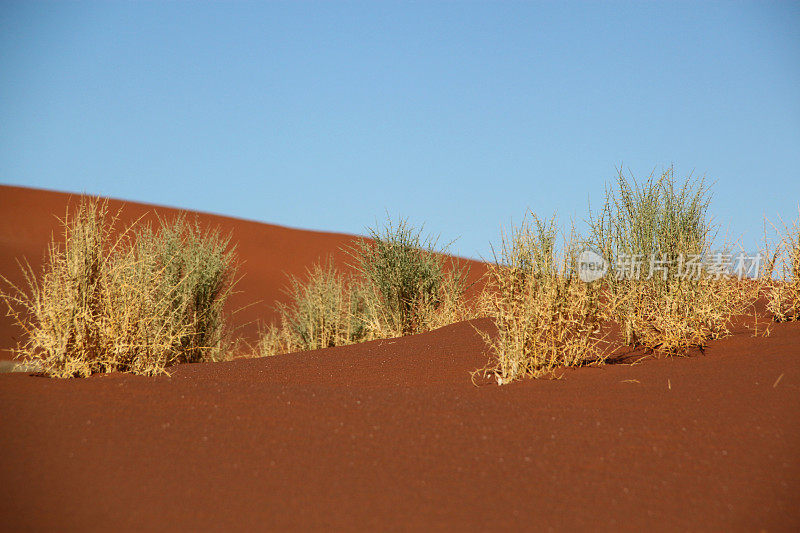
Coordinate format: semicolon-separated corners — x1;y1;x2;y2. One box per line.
0;186;798;531
0;185;487;357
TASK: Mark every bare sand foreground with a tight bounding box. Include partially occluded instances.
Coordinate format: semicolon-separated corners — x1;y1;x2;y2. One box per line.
0;185;797;531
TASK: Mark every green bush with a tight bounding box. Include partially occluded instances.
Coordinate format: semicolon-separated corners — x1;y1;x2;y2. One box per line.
132;215;236;363
349;216;468;336
259;258;368;355
259;216;471;356
588;166;754;353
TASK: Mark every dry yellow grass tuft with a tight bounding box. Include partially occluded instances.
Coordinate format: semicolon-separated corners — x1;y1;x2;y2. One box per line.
763;208;800;322
0;197;237;377
477;213;607;383
259;217;474;357
589;167;756;354
477;168;762;384
258;258;369;355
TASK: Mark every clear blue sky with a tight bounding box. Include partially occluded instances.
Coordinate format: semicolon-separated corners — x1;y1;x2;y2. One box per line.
2;1;798;259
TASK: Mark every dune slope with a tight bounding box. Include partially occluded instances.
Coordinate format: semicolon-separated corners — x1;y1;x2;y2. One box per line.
0;186;797;531
0;318;797;531
0;185;486;358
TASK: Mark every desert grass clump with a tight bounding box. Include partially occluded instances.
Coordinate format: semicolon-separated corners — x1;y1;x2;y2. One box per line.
258;258;369;355
479;213;606;384
588;166;755;353
131;215;237;363
763;209;800;321
258;217;471;356
0;197;237;377
349;216;469;337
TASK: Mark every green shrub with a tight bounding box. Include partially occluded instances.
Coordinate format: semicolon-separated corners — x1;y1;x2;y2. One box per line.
588;166;755;353
258;216;472;356
349;216;468;337
259;258;368;355
132;215;236;363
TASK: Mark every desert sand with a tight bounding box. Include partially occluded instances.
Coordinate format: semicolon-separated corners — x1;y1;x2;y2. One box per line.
0;185;797;531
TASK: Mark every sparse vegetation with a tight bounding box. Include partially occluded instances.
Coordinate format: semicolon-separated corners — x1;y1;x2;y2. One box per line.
258;258;369;355
132;214;236;363
0;197;237;377
259;216;471;356
477;213;607;383
350;216;469;337
2;170;776;382
257;169;765;379
588;166;756;354
477;167;765;384
763;209;800;321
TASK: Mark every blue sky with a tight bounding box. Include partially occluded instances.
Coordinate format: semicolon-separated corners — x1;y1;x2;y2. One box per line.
1;1;798;259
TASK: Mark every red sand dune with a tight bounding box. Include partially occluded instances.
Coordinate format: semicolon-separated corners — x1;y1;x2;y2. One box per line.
0;185;798;531
0;184;487;357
